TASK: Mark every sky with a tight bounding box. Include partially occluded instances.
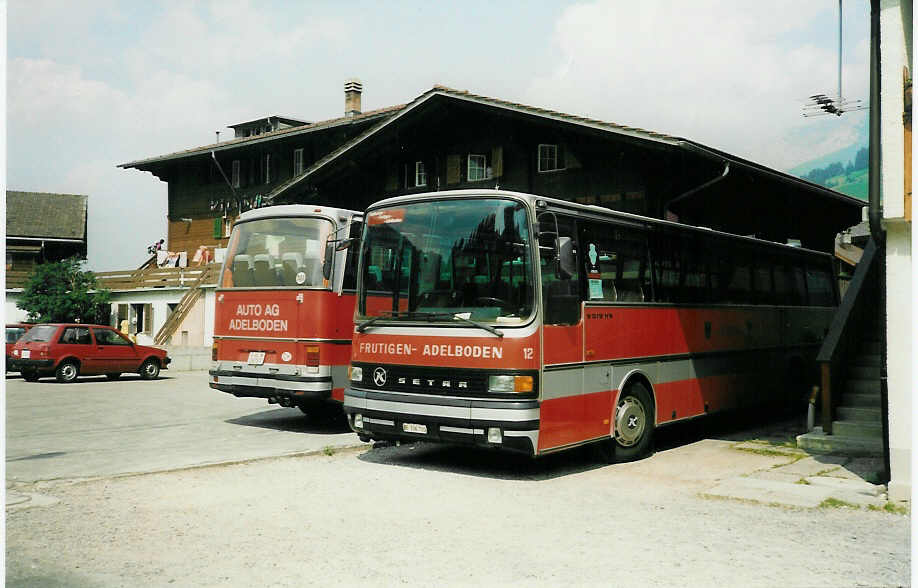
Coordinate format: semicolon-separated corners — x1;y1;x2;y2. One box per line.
6;0;870;271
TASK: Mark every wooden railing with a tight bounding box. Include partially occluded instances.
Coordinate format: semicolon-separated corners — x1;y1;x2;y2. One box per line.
94;264;218;290
816;237;879;434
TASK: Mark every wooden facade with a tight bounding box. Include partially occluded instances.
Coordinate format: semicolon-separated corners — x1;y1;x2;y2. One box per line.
121;87;863;259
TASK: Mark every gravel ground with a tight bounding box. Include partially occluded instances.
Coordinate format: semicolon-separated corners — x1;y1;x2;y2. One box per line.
6;440;909;587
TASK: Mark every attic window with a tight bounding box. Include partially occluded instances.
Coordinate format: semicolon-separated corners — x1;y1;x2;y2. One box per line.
538;144;562;172
468;154;487;182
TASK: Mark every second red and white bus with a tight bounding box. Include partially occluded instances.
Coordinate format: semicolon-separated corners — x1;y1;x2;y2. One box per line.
343;190;837;459
209;205;362;416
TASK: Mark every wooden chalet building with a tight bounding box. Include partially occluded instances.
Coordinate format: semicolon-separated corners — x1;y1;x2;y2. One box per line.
5;191;89;321
117;80;864;357
122;81;863;259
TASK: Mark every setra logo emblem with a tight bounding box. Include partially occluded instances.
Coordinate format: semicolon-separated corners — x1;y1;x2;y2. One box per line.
373;367;387;387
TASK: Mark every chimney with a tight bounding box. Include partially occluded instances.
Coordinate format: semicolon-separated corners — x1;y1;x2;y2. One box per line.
344;78;362;117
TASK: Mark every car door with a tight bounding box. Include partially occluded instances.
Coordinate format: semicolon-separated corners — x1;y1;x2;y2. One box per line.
58;326;96;373
92;327;138;373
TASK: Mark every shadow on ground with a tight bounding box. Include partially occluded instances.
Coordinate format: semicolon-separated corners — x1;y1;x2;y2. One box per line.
357;409;814;482
227;408;351;435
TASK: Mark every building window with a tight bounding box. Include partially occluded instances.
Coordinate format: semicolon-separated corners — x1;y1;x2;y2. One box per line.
468;154;487;182
264;154;271;184
538;144;561;172
232;160;241;188
294;148;304;175
415;161;427;187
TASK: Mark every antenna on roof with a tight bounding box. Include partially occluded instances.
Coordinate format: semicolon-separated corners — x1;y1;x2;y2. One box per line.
802;0;867;117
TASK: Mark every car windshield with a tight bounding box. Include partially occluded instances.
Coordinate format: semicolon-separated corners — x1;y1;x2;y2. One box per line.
220;216;334;288
357;198;534;324
19;325;57;343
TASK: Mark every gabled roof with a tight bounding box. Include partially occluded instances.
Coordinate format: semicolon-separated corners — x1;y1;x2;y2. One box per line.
6;191;88;240
118;104;407;170
266;85;860;210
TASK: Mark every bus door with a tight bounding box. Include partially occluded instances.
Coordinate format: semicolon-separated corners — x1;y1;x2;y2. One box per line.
580;222;653;440
538;214;585;450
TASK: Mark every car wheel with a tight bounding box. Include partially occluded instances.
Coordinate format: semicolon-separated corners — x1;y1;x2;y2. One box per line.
610;381;655;462
139;358;160;380
105;373;121;380
22;369;40;382
55;361;80;383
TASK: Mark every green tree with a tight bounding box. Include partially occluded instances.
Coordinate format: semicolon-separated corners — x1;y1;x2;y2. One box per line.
17;257;111;323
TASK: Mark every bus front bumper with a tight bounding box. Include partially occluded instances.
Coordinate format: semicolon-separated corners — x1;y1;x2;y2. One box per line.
209;369;336;405
343;386;540;455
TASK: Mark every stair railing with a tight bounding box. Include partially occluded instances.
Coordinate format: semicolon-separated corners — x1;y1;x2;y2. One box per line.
815;237;879;434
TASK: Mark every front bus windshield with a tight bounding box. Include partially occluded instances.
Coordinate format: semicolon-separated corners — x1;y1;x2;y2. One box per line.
358;198;534;324
221;217;333;288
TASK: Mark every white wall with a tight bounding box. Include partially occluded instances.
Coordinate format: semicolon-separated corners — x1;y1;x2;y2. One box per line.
879;0;912;502
4;292;30;323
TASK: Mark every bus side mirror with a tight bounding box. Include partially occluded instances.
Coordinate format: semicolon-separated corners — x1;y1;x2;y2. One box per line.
335;237;358;252
323;242;335;281
557;236;575;279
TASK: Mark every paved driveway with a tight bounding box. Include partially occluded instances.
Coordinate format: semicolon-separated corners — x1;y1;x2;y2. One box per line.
5;371;357;483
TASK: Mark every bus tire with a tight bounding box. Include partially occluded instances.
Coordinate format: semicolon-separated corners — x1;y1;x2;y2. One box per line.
611;381;654;462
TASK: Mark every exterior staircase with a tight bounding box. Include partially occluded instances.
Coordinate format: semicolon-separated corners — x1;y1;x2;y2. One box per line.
153;266;214;345
797;329;884;455
796;237;884;457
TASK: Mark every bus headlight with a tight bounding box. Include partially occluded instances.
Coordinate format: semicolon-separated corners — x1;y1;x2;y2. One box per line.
349;365;363;382
488;375;534;393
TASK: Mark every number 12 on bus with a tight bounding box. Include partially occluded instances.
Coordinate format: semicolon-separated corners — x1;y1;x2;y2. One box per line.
344;190;837;460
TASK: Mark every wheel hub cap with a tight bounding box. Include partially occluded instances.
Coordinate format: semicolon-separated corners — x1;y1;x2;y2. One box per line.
614;395;646;447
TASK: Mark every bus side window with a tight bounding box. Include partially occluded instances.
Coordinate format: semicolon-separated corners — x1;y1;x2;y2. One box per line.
651;231;681;303
540;215;580;325
753;258;775;305
580;222;650;303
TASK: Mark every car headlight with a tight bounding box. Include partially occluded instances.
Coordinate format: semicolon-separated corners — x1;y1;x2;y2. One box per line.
488;374;533;393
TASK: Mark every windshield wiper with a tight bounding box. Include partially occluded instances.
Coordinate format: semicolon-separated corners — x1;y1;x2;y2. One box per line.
408;311;504;338
357;310;504;338
355;311;398;333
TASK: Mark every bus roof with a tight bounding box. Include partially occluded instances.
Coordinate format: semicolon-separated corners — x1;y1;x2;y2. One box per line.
365;189;833;260
234;204;362;224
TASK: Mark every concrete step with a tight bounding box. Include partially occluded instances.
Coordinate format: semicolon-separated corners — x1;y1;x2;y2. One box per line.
841;393;882;407
832;419;883;439
849;365;881;380
845;379;881;395
852;354;882;367
796;427;883;456
837;406;882;421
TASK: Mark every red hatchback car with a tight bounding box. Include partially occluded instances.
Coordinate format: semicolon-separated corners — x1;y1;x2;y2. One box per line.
10;323;170;383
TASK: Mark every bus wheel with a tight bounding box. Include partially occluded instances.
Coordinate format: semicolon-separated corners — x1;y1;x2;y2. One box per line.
612;381;654;462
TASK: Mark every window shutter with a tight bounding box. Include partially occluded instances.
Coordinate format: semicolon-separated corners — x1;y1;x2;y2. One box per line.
491;146;503;178
213;217;222;239
144;304;153;334
446;155;461;185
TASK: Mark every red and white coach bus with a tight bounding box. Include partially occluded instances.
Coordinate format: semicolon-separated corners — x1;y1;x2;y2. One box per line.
209;205;362;416
343;190;837;460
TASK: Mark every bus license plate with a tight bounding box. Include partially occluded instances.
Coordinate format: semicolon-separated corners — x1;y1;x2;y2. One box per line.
403;423;427;434
247;351;266;365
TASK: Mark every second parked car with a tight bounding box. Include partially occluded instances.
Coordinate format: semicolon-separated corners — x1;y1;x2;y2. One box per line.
9;323;170;383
